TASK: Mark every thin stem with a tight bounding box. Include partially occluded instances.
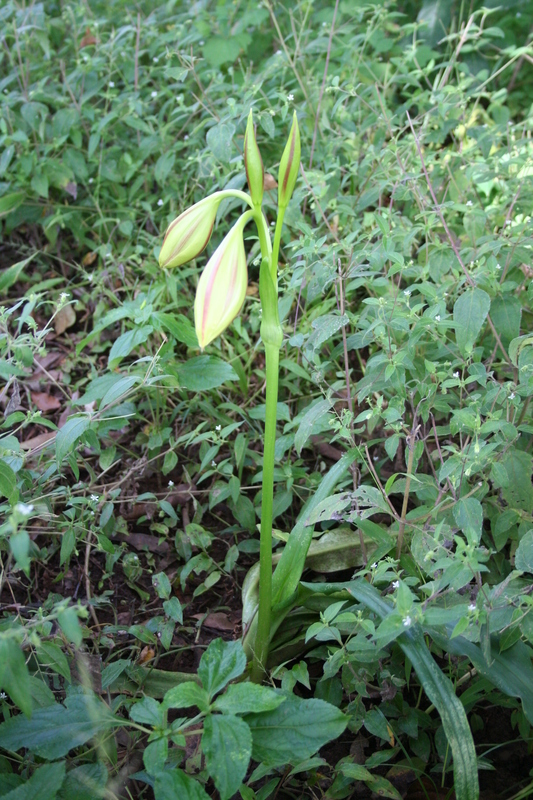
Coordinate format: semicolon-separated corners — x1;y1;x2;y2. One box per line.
252;342;280;682
397;429;416;559
271;207;285;287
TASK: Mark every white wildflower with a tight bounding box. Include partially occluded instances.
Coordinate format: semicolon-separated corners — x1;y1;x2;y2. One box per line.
151;91;157;98
287;93;294;101
466;200;473;206
392;580;400;589
403;616;412;627
509;392;516;400
215;425;221;431
496;263;502;270
90;495;99;502
168;480;174;487
153;57;159;63
108;81;115;88
88;178;94;184
0;692;6;700
371;563;377;569
15;503;34;516
60;292;70;301
157;199;164;206
404;289;411;296
468;603;476;612
435;315;441;321
453;371;460;379
211;460;216;467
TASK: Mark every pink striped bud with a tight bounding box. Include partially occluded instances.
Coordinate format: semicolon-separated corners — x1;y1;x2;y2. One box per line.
159;193;224;269
194;221;248;349
278;112;300;209
244;110;264;206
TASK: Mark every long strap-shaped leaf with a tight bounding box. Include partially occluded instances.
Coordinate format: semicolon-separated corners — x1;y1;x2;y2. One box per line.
346;581;479;800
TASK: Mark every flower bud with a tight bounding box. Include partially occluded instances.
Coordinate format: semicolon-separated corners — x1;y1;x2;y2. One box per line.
159;193;224;269
194;220;248;349
278;111;300;209
244;110;264;206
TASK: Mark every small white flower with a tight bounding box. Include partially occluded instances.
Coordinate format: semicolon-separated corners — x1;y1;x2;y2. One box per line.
468;603;476;612
403;615;412;627
211;460;216;467
199;40;204;45
496;263;502;270
215;425;221;431
392;580;400;589
276;49;282;55
153;57;159;63
90;495;99;503
509;392;516;400
466;200;473;206
109;81;115;88
453;371;460;379
435;315;441;322
0;692;6;700
168;480;174;487
287;93;294;101
404;289;411;296
371;562;377;569
157;199;164;206
184;134;189;140
60;292;70;301
151;91;157;98
15;503;34;516
88;178;94;184
516;11;521;17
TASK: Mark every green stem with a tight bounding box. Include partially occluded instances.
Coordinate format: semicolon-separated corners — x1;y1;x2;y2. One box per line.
271;207;286;286
251;341;279;682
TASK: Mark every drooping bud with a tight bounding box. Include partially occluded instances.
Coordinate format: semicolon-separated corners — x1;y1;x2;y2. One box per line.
159;193;225;269
278;111;300;209
194;219;248;349
244;110;264;206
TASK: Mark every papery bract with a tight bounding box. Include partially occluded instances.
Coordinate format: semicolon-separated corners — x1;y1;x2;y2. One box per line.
159;193;225;269
278;112;301;209
194;221;248;349
244;110;264;207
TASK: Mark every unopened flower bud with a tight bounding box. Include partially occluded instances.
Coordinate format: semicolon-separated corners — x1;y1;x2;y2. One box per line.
278;111;300;209
159;193;224;269
244;110;264;206
194;219;248;349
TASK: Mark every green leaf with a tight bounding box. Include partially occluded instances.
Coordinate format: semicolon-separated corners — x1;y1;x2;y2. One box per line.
259;259;282;348
99;375;141;408
143;737;168;776
0;461;18;504
453;497;483;545
162;682;210;712
0;192;25;218
203;714;251;800
154;152;176;185
294;399;333;456
178;356;237;391
154;312;198;348
245;694;347;766
3;761;66;800
417;0;452;47
501;450;533;512
10;530;31;573
346;581;479;800
453;288;490;356
213;683;285;715
56;416;91;464
57;763;107;800
0;694;115;759
515;531;533;573
0;638;32;717
198;639;246;699
154;769;210;800
206;122;236;162
130;696;164;726
57;607;83;647
108;326;153;369
0;253;36;293
36;642;71;683
489;295;521;348
203;38;243;68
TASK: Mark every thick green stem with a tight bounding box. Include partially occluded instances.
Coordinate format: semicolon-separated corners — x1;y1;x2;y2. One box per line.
251;342;280;682
271;207;286;287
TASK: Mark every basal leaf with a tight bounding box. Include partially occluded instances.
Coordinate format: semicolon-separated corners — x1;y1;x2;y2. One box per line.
202;714;251;800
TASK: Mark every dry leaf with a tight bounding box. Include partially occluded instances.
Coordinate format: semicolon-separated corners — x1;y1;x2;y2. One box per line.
64;181;77;199
82;251;98;267
246;282;259;297
54;303;76;334
192;612;234;631
20;431;55;452
80;27;98;48
264;172;278;190
31;392;61;412
137;646;156;665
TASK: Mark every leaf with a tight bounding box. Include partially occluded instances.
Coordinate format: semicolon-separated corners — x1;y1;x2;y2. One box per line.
294;399;333;455
3;761;66;800
154;312;198;348
0;192;25;218
57;763;108;800
346;581;479;800
56;416;91;464
108;325;153;368
0;638;32;717
178;356;237;391
305;314;349;352
54;304;76;335
162;682;210;712
501;450;533;512
453;288;490;356
129;696;164;726
0;461;18;504
453;497;483;545
0;253;36;292
203;38;243;68
202;714;251;800
154;152;176;185
245;694;347;766
154;769;210;800
213;683;285;715
100;375;141;408
489;295;521;348
198;639;246;699
417;0;452;46
36;642;71;683
515;531;533;573
206;122;236;162
0;694;116;759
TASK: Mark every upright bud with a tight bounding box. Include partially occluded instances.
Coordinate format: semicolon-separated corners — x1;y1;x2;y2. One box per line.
159;193;225;270
244;110;264;207
194;220;248;349
278;111;300;209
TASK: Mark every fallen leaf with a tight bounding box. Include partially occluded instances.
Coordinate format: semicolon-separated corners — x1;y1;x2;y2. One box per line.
82;251;98;267
264;172;278;190
64;181;77;199
31;392;61;412
192;612;233;631
137;646;156;665
20;431;56;452
80;27;98;48
54;304;76;334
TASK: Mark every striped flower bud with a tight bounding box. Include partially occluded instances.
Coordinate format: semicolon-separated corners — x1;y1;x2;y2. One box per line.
159;193;224;269
194;219;248;349
278;111;300;209
244;110;264;206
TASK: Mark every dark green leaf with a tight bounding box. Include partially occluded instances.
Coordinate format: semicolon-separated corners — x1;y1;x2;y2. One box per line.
178;356;237;391
154;769;210;800
198;639;246;699
202;714;251;800
3;761;66;800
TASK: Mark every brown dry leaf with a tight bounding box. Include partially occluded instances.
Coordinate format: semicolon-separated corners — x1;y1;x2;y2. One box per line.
31;392;61;412
54;304;76;334
82;251;98;267
193;612;233;631
20;431;56;452
64;181;77;200
264;172;278;190
137;646;156;665
246;282;259;297
80;27;98;48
